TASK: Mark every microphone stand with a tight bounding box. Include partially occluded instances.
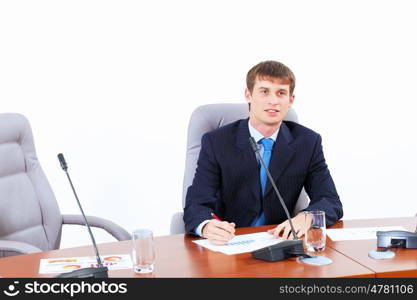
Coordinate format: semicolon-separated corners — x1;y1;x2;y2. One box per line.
56;153;108;278
248;137;309;262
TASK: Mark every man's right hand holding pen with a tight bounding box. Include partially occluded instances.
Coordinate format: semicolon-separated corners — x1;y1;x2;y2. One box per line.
202;213;236;245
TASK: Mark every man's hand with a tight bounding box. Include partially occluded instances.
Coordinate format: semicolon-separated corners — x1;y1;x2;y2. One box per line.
202;220;236;245
267;212;312;239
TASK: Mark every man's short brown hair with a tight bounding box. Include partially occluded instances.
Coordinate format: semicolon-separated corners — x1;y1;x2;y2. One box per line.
246;61;296;95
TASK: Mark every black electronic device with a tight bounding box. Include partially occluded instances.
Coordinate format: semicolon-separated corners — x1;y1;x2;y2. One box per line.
56;266;108;278
248;137;310;262
56;153;108;278
377;230;417;249
252;239;307;261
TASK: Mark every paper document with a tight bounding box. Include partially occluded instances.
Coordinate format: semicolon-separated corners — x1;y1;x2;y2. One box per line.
326;226;407;241
39;254;132;274
192;232;283;255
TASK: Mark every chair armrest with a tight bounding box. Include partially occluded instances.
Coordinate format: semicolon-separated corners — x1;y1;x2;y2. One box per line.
0;240;42;255
170;211;186;234
292;188;310;217
62;214;131;241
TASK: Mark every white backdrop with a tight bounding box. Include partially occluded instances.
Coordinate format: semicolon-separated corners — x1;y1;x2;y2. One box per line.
1;0;416;248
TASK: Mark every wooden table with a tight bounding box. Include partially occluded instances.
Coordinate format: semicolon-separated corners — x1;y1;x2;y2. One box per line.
0;217;414;278
0;226;374;278
328;217;417;277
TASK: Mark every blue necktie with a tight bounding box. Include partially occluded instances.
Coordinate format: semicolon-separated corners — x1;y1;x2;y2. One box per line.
251;138;274;226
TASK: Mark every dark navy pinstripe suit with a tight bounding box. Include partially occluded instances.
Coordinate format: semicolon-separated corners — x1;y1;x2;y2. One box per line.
183;119;343;234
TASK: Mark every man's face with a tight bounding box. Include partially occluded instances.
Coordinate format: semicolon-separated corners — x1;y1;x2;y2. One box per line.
245;77;294;128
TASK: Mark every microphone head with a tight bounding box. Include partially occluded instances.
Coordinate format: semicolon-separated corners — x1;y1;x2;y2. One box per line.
248;137;259;153
57;153;68;171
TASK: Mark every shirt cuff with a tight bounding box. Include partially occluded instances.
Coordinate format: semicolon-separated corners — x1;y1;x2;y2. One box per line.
195;220;211;237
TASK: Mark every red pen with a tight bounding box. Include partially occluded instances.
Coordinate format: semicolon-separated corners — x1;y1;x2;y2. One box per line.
211;212;222;221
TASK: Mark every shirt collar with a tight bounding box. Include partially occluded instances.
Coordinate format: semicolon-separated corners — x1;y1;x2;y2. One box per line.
248;120;280;143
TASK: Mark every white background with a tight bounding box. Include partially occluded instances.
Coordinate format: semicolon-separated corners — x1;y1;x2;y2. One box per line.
1;0;416;248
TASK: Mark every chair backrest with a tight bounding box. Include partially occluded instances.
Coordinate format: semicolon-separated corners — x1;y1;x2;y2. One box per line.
0;113;63;257
182;103;301;208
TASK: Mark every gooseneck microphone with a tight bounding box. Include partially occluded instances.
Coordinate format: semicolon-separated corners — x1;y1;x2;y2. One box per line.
56;153;108;278
249;137;298;240
248;137;308;261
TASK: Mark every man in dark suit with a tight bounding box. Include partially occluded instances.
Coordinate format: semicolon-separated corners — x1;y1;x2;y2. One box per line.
184;61;343;245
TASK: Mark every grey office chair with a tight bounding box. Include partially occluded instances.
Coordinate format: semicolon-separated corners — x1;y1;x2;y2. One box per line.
170;103;310;234
0;113;131;257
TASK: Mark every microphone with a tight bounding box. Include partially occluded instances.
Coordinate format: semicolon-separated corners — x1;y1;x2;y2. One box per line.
248;137;308;262
56;153;108;278
57;153;68;171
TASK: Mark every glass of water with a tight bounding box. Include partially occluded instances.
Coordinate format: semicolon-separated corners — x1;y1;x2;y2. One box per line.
132;229;155;274
305;211;326;252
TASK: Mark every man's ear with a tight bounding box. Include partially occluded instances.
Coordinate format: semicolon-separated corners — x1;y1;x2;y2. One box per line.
289;94;295;107
245;88;252;103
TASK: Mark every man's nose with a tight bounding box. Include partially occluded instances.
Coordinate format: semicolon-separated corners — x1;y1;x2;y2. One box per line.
268;95;280;104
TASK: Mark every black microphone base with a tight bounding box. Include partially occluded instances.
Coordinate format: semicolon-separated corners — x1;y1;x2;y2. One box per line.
251;239;305;262
55;267;109;278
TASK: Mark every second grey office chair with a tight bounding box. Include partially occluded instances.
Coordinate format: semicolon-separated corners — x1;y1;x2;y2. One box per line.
170;103;309;234
0;113;131;257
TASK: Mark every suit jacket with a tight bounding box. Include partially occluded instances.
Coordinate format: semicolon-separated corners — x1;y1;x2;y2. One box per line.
183;119;343;234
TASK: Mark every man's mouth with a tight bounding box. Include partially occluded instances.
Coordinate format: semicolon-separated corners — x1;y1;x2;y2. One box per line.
265;109;279;113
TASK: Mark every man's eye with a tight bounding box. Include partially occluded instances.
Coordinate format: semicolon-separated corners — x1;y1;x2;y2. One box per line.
261;90;268;94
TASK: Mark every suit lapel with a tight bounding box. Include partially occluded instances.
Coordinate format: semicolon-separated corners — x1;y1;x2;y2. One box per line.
235;119;261;207
264;122;295;196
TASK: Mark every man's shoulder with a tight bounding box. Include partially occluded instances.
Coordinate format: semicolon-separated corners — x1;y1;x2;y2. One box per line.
203;119;246;139
201;119;321;144
283;121;320;140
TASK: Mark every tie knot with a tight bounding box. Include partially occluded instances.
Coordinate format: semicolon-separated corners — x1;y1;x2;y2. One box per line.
260;138;274;151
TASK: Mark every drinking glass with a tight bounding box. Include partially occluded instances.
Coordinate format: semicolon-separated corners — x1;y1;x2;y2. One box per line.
132;229;155;274
305;211;326;252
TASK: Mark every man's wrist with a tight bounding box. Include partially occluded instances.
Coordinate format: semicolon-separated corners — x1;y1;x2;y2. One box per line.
296;211;309;218
201;223;209;238
195;219;211;237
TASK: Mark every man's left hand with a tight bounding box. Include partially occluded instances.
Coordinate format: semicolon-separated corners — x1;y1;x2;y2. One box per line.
267;212;312;239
